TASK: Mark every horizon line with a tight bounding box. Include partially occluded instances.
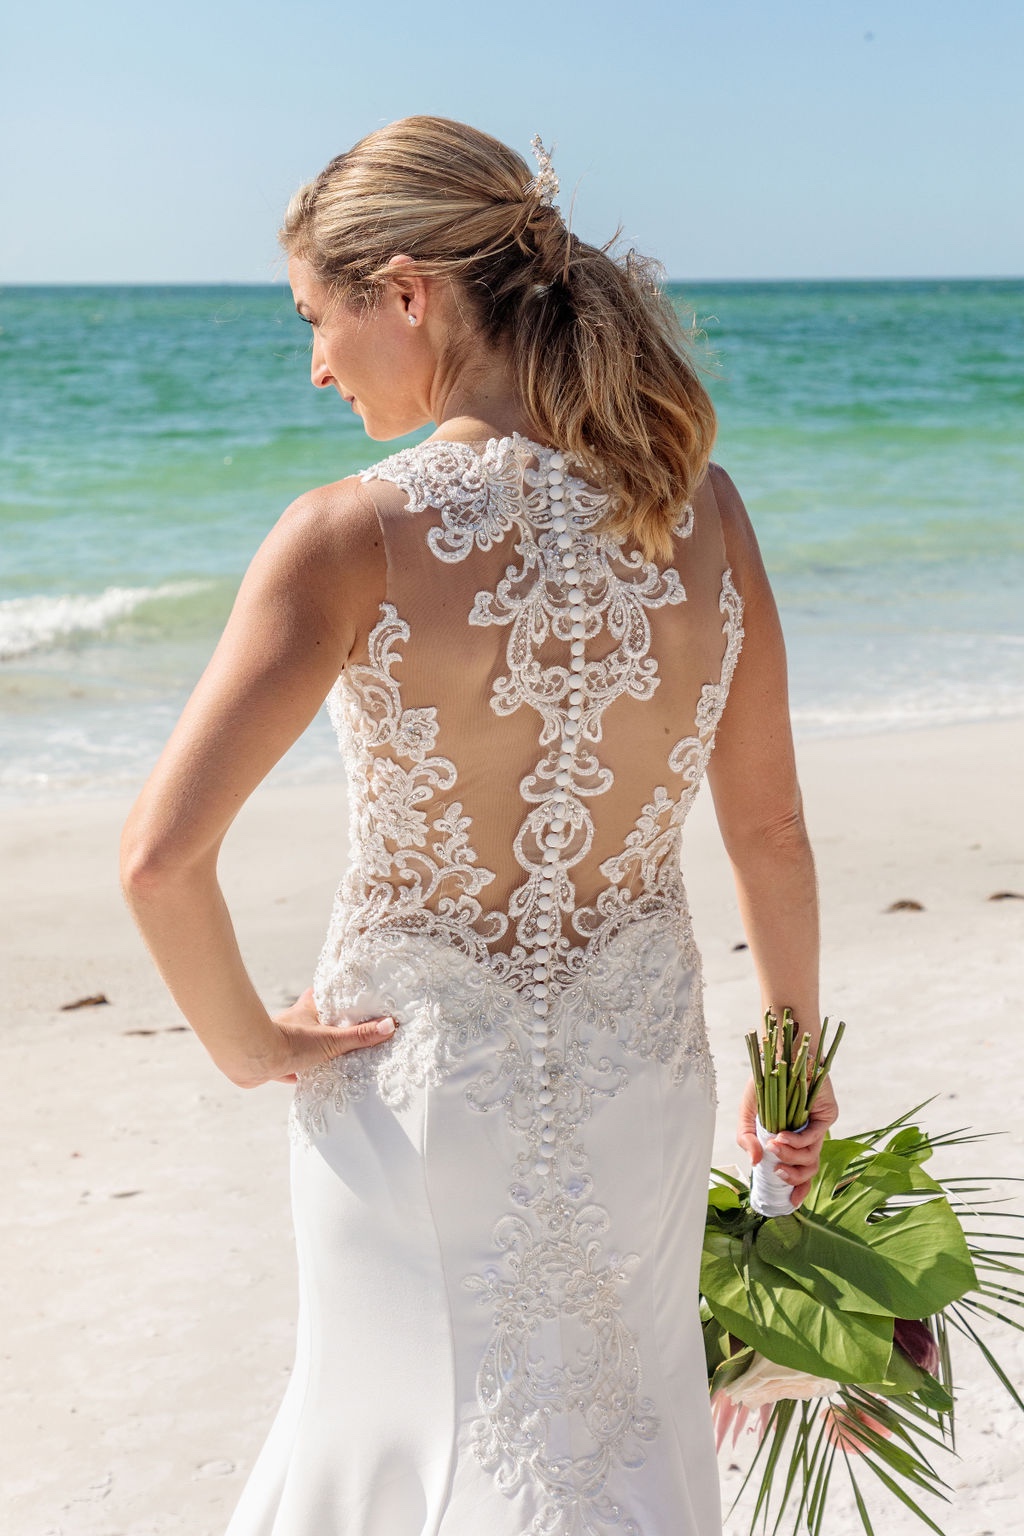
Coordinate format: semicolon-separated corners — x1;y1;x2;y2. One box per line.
2;273;1022;289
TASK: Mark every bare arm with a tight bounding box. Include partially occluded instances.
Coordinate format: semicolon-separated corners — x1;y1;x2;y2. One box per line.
706;465;820;1045
705;465;838;1201
120;478;390;1086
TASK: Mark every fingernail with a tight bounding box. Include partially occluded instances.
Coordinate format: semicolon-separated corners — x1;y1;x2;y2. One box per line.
374;1017;395;1037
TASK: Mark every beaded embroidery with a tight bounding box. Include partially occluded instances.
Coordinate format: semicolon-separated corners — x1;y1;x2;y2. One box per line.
292;434;745;1531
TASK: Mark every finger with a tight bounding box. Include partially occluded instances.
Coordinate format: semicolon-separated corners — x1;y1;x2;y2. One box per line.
318;1015;397;1058
770;1123;828;1146
770;1145;821;1171
738;1134;762;1166
775;1160;818;1186
294;986;319;1020
273;988;320;1030
775;1149;824;1180
770;1163;812;1199
768;1131;826;1160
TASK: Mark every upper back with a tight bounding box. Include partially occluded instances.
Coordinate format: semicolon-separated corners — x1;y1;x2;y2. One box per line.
329;433;743;989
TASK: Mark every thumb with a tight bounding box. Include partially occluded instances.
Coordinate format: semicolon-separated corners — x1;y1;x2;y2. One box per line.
738;1132;763;1166
312;1014;397;1060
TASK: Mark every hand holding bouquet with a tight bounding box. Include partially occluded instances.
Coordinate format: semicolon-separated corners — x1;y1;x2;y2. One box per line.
737;1008;843;1214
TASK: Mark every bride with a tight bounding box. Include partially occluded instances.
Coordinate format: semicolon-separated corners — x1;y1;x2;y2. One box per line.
121;116;838;1536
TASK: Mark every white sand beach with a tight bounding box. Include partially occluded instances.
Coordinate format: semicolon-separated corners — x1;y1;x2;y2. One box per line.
3;719;1022;1536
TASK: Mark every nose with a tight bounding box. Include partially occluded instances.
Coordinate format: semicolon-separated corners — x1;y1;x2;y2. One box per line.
310;336;333;390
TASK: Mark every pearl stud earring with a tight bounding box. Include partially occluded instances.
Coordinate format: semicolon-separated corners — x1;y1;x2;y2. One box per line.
407;314;417;326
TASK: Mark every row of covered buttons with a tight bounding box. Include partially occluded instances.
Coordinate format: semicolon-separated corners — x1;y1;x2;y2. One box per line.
532;450;584;1176
548;453;587;660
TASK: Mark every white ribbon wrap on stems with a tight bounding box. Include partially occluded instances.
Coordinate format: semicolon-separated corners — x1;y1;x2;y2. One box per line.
750;1115;809;1218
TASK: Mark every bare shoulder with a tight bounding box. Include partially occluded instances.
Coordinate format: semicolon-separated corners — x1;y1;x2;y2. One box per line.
269;474;384;597
273;474;382;571
704;461;746;521
696;460;767;599
245;474;387;660
702;462;763;576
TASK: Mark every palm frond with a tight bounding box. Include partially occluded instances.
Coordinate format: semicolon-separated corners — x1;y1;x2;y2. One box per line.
842;1442;949;1534
851;1095;943;1144
838;1446;878;1536
843;1384;950;1456
723;1397;789;1524
749;1399;798;1530
794;1405;834;1536
807;1434;840;1536
947;1303;1024;1409
830;1396;949;1495
769;1401;821;1536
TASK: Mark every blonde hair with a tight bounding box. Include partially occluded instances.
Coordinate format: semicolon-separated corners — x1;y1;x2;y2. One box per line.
280;116;716;561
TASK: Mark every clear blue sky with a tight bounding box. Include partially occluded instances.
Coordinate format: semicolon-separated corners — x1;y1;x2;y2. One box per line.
2;0;1021;283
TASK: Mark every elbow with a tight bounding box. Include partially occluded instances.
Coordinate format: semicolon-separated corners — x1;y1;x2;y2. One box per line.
119;830;170;902
757;801;811;851
720;798;814;866
119;815;205;902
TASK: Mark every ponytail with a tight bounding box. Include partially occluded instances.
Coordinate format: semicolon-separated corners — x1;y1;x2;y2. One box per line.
281;116;716;561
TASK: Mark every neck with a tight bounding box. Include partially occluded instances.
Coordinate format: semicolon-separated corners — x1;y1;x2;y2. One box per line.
426;339;543;447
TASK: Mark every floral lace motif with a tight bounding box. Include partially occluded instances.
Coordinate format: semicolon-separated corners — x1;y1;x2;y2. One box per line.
575;569;744;947
467;1202;658;1536
312;604;505;990
295;434;745;1532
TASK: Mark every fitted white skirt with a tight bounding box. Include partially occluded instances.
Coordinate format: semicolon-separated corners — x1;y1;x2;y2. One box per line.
226;924;722;1536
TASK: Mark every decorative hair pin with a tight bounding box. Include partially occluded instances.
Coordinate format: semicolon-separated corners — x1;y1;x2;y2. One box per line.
528;134;560;209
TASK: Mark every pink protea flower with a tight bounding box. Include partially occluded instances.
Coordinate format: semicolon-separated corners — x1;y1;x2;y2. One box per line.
711;1388;772;1451
711;1353;839;1451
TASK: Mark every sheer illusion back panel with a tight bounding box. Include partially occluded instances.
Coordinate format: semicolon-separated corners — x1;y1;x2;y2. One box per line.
333;436;743;978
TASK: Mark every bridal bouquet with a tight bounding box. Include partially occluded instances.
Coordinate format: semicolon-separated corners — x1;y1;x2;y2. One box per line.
701;1014;1024;1535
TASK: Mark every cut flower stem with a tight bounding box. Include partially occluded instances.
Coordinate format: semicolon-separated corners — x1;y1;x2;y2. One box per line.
747;1008;846;1132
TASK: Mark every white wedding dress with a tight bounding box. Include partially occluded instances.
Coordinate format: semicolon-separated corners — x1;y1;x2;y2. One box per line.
225;434;744;1536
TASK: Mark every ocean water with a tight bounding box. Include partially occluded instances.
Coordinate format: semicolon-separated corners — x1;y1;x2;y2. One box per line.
1;281;1021;799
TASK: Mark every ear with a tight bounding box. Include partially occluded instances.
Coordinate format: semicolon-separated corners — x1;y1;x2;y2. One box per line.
382;253;431;324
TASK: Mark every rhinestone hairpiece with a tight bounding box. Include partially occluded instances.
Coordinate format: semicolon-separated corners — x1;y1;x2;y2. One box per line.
528;134;560;209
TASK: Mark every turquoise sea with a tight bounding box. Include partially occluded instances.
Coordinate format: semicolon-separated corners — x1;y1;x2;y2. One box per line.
1;281;1022;798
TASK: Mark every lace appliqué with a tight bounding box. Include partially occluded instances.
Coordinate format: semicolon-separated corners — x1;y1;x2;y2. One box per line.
571;570;744;1099
467;1203;657;1536
361;435;699;1002
458;907;704;1534
293;930;516;1141
297;435;745;1529
295;913;692;1533
362;436;527;561
311;604;505;1011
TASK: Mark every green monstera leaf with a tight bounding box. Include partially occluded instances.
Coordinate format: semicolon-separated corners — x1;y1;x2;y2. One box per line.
701;1131;977;1386
758;1139;977;1321
700;1224;895;1382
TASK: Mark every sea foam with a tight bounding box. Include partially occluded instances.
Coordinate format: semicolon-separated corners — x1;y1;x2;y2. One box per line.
0;582;211;662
